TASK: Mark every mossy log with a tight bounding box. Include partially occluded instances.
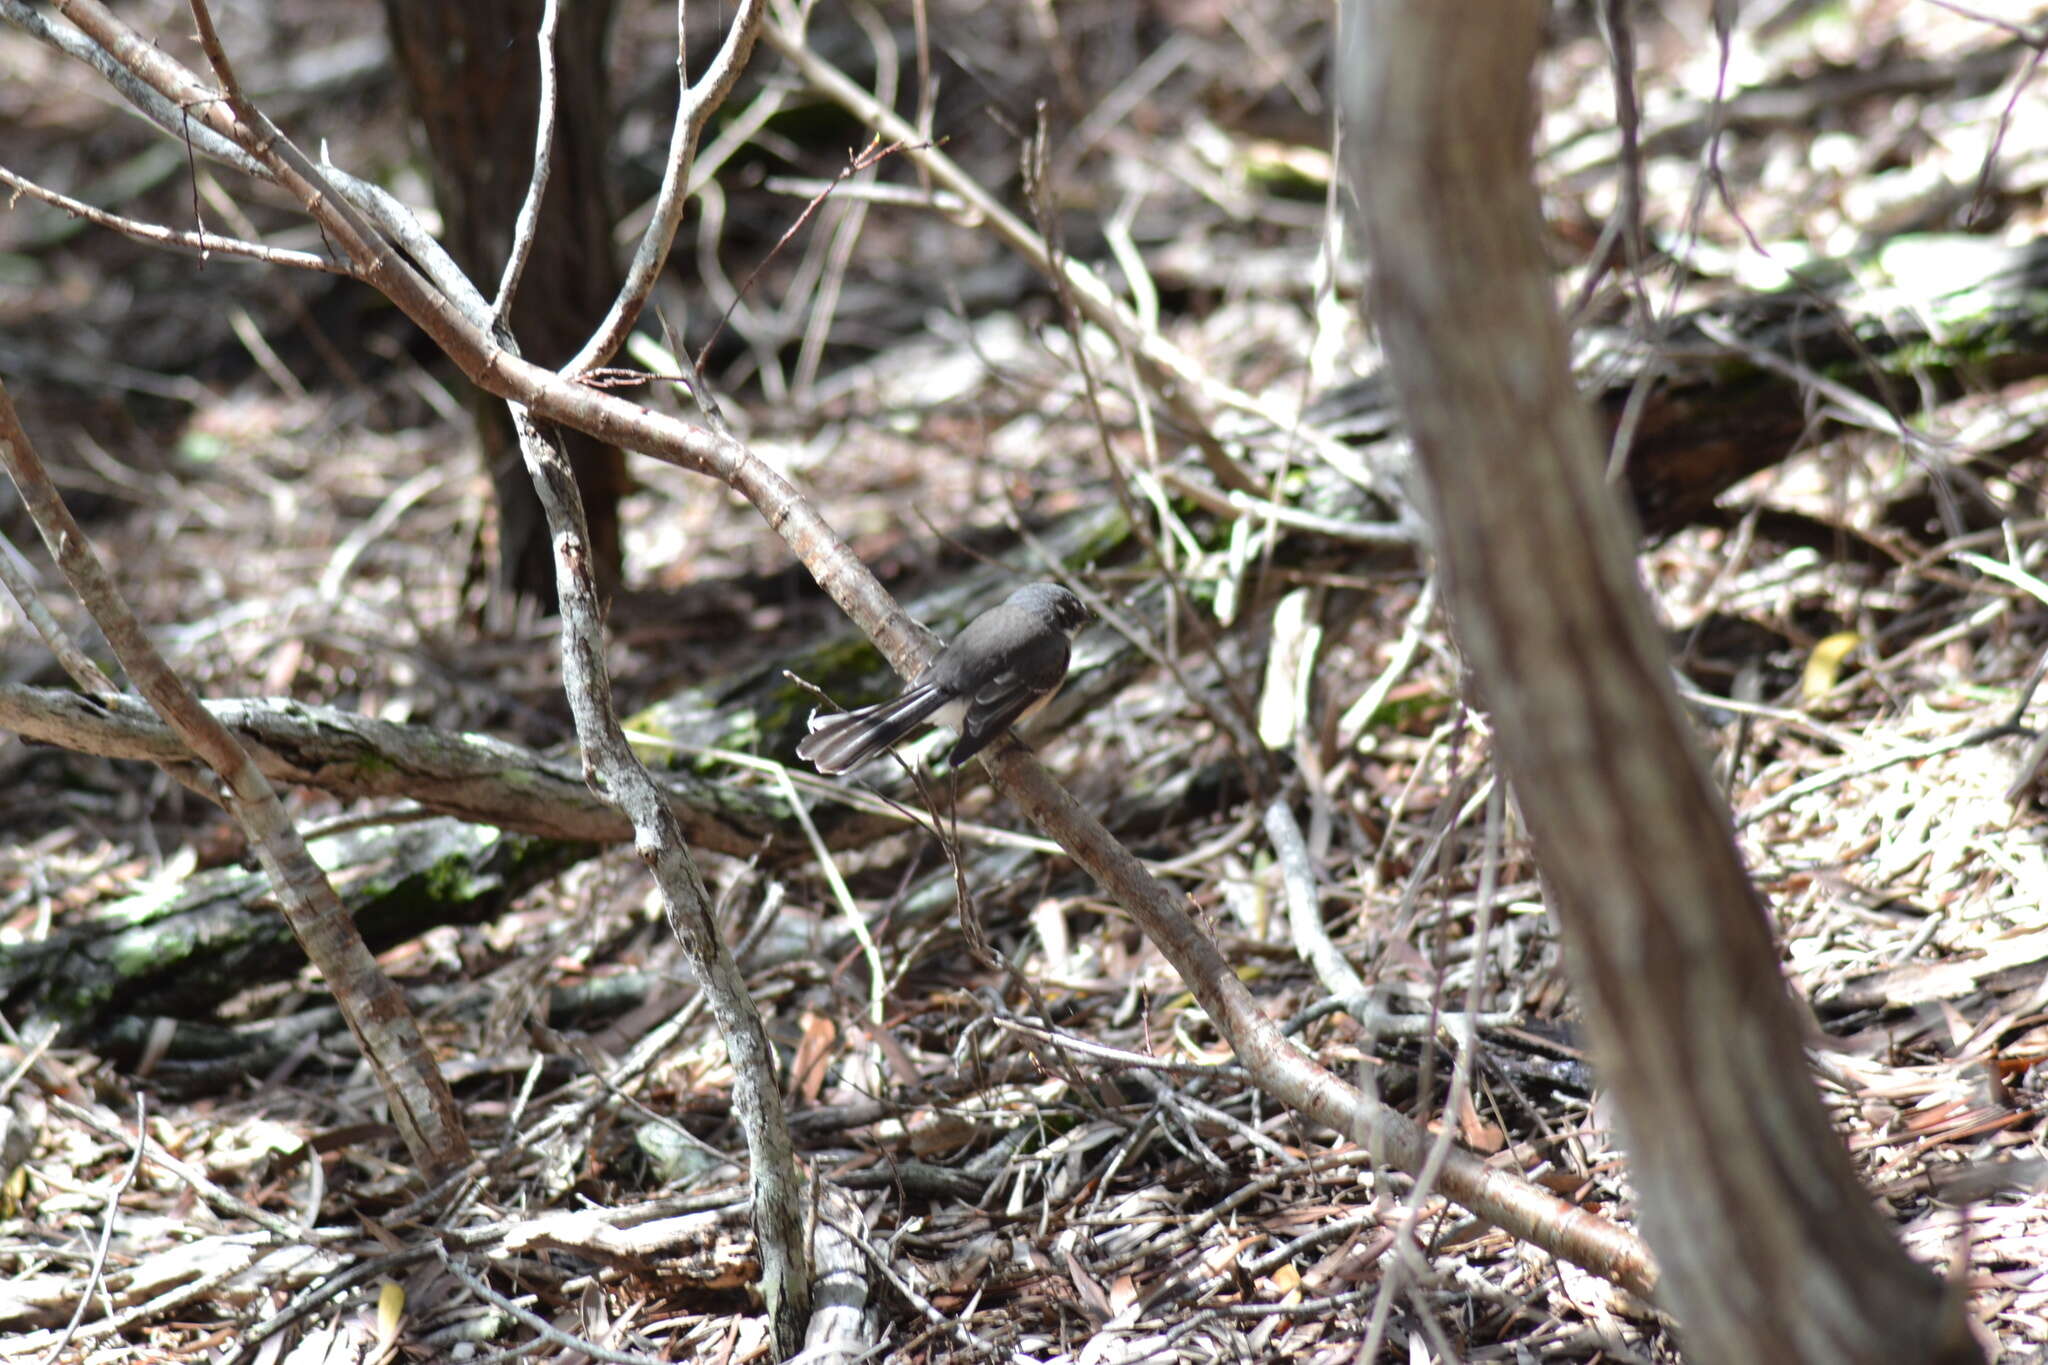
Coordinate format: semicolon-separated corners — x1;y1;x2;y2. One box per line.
0;819;584;1033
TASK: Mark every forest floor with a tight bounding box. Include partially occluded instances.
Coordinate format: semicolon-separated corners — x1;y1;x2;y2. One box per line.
5;0;2048;1361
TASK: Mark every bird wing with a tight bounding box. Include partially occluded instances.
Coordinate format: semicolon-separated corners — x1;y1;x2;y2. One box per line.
945;639;1070;766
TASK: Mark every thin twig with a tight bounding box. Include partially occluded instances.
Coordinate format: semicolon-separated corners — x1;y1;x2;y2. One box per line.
1268;798;1369;1000
1740;724;2021;827
493;0;562;327
773;763;886;1025
988;1017;1251;1079
33;1095;147;1365
1152;466;1419;546
433;1246;669;1365
693;136;914;373
1015;130;1272;789
792;4;895;402
50;1096;315;1244
0;164;342;272
567;0;767;374
1363;779;1505;1359
760;12;1282;496
0;528;117;695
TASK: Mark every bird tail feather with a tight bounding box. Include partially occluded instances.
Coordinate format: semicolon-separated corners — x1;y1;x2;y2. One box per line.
796;684;945;774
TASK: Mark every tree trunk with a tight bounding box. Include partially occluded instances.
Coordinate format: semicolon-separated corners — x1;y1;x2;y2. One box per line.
1337;5;1982;1362
382;0;629;612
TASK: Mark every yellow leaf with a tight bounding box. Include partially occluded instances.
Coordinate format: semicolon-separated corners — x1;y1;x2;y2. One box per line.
2;1164;27;1216
1801;631;1862;703
377;1280;405;1343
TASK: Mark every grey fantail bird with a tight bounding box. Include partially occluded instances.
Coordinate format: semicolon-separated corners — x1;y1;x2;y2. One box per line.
797;582;1093;775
